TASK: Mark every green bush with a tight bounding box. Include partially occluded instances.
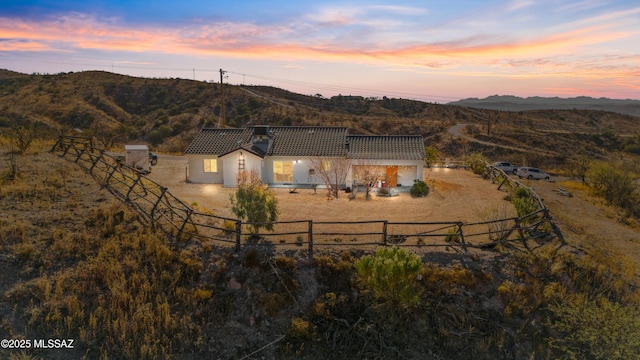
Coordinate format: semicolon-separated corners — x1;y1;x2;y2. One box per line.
229;171;279;235
510;186;538;219
355;247;423;307
586;161;638;213
410;179;430;197
466;152;487;175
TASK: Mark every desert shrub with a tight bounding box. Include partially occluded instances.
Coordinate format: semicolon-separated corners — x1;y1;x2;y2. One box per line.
586;161;638;214
410;179;429;197
511;186;538;218
466;152;487;175
288;317;315;340
221;219;236;235
355;247;423;307
512;197;538;219
1;153;21;183
547;294;640;360
421;263;492;296
476;203;516;240
444;226;462;243
229;170;279;234
513;186;531;199
9;125;37;154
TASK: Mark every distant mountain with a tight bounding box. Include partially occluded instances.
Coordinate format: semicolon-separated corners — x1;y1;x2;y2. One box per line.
448;95;640;117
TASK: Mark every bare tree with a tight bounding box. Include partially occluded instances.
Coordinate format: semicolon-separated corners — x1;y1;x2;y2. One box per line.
310;157;352;199
352;161;385;200
569;155;591;185
10;125;37;154
92;126;121;150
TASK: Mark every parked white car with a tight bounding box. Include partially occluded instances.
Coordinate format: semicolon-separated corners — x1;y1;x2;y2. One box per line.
516;167;550;180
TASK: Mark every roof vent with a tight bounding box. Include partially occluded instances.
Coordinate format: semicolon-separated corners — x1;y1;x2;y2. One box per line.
253;125;270;136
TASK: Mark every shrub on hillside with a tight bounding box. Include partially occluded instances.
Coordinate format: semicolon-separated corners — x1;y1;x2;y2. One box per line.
355;247;423;307
586;161;638;215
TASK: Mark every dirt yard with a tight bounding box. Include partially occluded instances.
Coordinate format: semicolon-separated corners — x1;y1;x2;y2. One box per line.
147;154;640;273
146;155;515;223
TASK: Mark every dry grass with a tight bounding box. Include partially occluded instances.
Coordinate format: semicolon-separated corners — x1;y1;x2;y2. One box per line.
2;141;640;359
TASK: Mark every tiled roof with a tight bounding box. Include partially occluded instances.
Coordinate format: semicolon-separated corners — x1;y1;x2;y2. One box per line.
347;135;426;160
267;127;348;157
184;128;252;155
184;126;425;160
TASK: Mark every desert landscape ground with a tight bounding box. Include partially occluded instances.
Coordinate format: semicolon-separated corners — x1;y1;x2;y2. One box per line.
148;154;512;222
147;153;640;272
1;70;639;359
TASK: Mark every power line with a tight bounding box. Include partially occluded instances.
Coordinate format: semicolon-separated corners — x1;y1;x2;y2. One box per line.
226;70;459;103
5;57;460;102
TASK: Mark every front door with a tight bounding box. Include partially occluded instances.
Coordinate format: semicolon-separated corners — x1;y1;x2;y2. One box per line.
386;166;398;187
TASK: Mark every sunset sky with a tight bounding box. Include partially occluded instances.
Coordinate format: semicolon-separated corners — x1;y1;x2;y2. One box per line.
1;0;639;102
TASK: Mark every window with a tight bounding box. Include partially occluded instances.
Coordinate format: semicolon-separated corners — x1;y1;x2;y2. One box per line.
204;159;217;173
273;161;293;182
321;160;331;171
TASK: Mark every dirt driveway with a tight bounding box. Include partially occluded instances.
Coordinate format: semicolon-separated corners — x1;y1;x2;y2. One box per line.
526;178;640;273
146;155;514;223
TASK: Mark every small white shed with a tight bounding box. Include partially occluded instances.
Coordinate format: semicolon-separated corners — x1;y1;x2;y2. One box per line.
125;145;150;173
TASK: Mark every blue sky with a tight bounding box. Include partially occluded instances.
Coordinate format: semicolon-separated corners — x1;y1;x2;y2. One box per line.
1;0;639;102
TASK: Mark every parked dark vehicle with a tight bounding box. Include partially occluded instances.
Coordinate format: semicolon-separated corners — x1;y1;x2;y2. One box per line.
149;152;158;166
516;167;550;180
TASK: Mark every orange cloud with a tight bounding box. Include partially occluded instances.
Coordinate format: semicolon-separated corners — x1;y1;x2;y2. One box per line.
0;8;637;83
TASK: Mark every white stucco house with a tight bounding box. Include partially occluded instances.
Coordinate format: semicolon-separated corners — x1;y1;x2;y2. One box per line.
184;125;426;188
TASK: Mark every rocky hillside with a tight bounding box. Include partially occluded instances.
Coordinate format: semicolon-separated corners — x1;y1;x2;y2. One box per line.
1;69;639;166
0;144;639;359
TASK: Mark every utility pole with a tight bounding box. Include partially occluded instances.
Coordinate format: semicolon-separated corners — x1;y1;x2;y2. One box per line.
219;69;226;128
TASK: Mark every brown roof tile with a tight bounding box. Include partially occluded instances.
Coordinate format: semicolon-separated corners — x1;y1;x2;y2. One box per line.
184;126;425;161
267;126;348;157
347;135;425;160
184;128;252;155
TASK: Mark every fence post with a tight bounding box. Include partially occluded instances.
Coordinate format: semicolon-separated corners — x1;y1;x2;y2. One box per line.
150;187;168;225
457;222;469;253
382;220;388;246
176;209;194;241
308;220;313;260
88;150;105;172
103;163;119;188
74;143;86;163
50;136;62;153
126;173;143;201
235;220;242;252
514;217;527;240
